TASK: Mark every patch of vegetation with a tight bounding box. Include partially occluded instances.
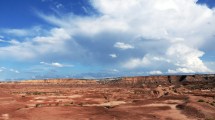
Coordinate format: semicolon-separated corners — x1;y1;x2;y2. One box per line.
25;91;45;95
64;104;71;106
205;118;215;120
197;99;205;102
32;92;43;95
64;102;74;106
176;104;185;109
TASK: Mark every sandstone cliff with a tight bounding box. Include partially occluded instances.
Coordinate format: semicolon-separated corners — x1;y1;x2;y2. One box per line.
15;74;215;88
99;74;215;88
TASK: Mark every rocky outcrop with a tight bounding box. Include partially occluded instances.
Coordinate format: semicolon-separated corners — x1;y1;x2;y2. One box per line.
8;74;215;88
99;74;215;87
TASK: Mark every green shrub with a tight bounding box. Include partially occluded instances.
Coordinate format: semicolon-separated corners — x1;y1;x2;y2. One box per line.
64;104;71;106
205;118;215;120
197;99;205;102
32;92;42;95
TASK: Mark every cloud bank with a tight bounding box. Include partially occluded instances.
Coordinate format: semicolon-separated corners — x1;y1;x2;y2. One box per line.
0;0;215;79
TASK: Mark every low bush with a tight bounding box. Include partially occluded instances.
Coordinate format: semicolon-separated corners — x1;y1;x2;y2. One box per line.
197;99;205;102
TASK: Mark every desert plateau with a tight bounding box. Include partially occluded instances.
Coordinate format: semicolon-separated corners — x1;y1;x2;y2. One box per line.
0;74;214;120
1;0;215;120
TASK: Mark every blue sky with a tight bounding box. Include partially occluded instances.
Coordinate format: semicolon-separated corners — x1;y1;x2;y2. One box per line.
0;0;215;80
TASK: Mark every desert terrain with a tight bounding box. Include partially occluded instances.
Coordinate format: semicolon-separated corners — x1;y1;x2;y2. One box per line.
0;74;215;120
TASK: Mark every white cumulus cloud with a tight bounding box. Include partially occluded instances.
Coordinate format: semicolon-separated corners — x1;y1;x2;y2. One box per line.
109;53;117;58
40;62;73;67
114;42;134;50
0;0;215;75
149;70;163;75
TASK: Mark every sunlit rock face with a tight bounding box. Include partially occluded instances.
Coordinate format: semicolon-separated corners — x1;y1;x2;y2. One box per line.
99;74;215;87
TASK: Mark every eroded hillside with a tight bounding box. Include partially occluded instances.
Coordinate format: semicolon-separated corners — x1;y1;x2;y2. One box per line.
0;74;214;120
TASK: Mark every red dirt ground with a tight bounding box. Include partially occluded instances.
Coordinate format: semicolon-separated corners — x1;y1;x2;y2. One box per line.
0;79;214;120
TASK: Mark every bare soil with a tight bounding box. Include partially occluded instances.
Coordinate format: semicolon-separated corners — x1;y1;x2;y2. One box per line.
0;81;214;120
